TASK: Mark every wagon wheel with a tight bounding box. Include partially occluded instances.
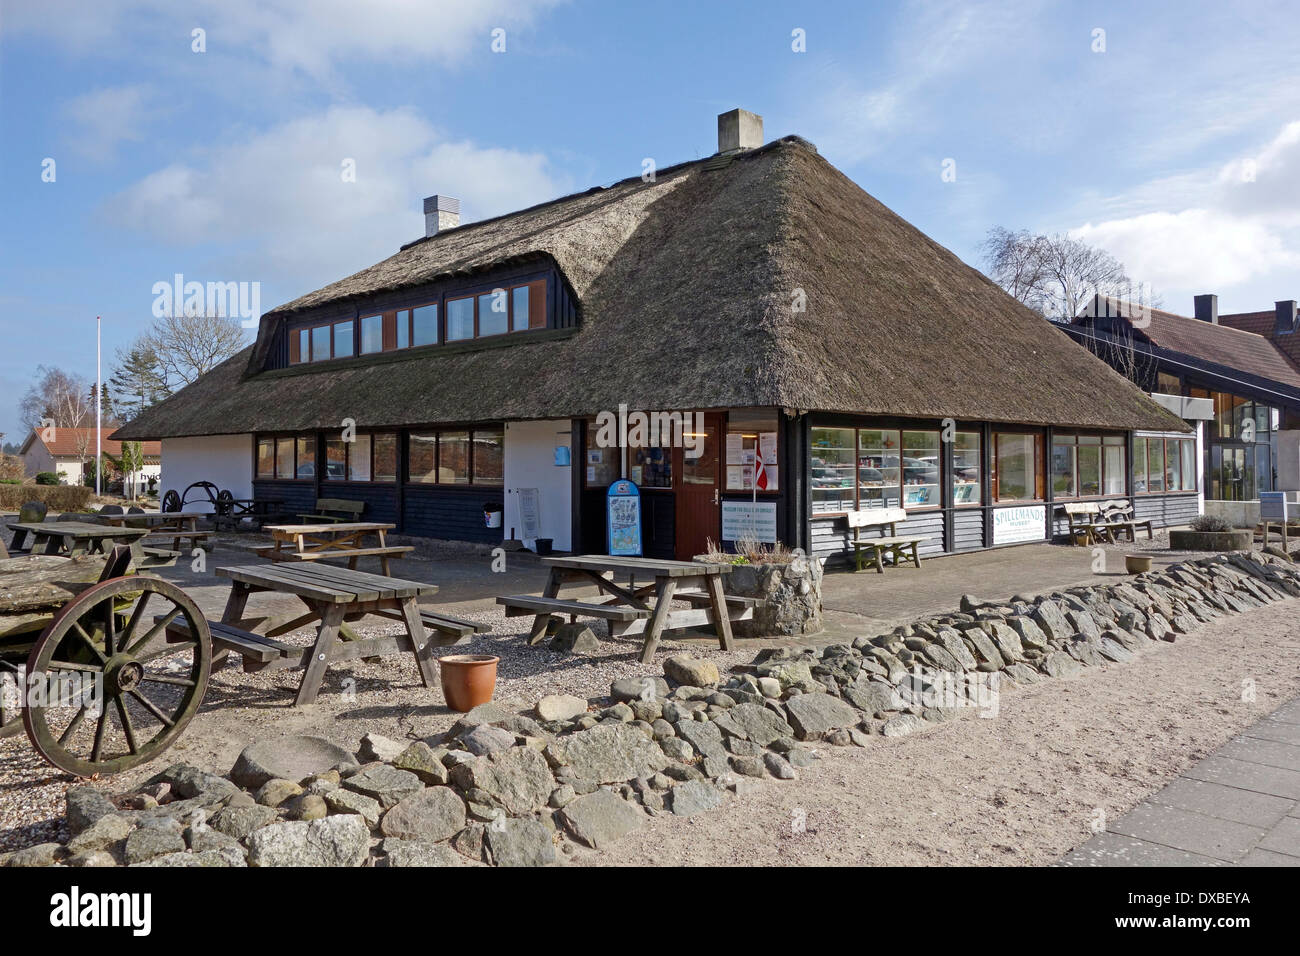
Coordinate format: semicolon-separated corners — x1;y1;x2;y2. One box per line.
23;577;211;777
161;490;181;513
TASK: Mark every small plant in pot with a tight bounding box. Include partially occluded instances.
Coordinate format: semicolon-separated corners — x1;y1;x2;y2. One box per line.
1169;514;1254;552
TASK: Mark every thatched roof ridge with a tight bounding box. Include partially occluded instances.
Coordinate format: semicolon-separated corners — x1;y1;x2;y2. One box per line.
114;136;1185;440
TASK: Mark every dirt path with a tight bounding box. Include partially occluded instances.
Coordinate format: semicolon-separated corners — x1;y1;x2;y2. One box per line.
581;600;1300;866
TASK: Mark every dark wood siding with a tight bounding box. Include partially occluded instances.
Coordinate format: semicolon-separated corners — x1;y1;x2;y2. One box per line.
952;508;985;551
252;479;315;515
403;486;503;543
1135;492;1199;528
318;482;398;523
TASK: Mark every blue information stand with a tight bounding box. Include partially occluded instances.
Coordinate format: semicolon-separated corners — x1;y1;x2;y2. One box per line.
606;479;642;556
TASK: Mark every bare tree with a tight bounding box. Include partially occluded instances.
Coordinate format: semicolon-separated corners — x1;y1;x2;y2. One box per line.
144;312;250;392
18;365;96;468
981;228;1145;324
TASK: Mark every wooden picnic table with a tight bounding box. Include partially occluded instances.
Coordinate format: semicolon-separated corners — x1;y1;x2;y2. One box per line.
501;555;741;664
258;521;410;575
100;511;211;551
6;521;151;558
213;562;439;706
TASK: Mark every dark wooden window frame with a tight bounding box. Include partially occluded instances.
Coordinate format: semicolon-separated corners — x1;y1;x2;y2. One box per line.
991;430;1045;504
404;425;504;488
1050;432;1128;501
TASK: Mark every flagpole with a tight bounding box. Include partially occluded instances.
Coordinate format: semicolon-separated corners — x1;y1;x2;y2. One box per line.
95;315;101;497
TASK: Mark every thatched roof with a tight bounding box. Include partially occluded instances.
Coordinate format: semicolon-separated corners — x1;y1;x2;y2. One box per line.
115;136;1184;440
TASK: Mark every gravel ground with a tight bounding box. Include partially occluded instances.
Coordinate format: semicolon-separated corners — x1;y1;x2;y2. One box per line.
0;605;748;853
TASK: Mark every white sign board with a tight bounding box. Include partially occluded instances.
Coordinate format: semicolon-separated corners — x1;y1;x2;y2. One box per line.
992;505;1046;545
517;488;542;540
721;500;778;544
1260;491;1287;522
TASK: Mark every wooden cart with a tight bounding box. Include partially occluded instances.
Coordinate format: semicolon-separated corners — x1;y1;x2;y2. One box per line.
0;548;212;777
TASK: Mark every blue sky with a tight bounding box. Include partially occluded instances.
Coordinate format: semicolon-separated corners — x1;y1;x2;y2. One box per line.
2;0;1299;440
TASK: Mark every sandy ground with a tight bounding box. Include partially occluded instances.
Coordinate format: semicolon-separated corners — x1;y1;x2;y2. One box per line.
577;599;1300;866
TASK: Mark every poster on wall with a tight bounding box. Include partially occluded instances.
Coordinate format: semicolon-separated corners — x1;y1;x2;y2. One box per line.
992;505;1047;545
721;500;778;543
606;480;642;556
518;487;542;540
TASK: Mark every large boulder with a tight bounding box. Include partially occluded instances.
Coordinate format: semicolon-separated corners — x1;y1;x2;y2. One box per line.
544;723;668;784
247;816;370;867
483;818;555;867
663;655;720;688
714;702;793;745
842;677;903;715
783;693;859;740
380;787;466;843
669;780;725;817
230;736;359;789
535;694;588;722
451;746;555;816
558;790;645;848
66;786;117;836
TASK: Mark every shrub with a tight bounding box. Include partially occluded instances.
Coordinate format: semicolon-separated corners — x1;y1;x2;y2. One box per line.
0;453;23;483
1190;514;1234;533
0;483;92;512
34;471;60;486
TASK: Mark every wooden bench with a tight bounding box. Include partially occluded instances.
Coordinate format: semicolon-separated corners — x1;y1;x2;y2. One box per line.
296;498;365;523
1100;499;1153;542
1062;502;1105;546
497;594;651;623
145;530;214;553
165;617;300;672
847;508;927;573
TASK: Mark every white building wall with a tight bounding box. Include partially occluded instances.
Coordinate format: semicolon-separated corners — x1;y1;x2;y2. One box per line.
160;435;254;513
503;420;572;551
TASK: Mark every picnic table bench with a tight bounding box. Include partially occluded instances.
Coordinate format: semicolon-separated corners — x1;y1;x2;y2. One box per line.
498;555;746;663
164;562;441;706
1062;500;1153;545
100;510;214;553
847;508;927;573
297;498;365;524
251;522;413;576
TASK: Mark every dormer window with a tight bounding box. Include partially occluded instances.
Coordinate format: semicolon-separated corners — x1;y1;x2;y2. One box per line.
283;274;553;367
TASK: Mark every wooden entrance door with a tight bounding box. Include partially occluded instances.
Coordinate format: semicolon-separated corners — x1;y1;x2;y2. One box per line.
675;413;722;559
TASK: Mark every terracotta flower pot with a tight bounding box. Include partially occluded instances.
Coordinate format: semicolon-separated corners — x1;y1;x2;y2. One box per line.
1125;554;1153;575
439;654;499;712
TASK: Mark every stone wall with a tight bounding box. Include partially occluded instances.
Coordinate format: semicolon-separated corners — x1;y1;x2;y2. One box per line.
6;550;1296;869
716;550;824;637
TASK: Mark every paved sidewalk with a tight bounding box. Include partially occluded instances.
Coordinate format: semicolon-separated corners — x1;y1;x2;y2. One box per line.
1059;696;1300;866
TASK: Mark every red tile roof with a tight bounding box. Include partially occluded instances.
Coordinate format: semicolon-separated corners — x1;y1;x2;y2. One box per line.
1219;309;1300;368
1074;298;1300;390
28;428;161;458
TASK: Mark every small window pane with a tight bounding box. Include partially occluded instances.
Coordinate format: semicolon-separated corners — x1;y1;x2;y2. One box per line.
333;321;354;358
275;438;294;479
478;290;508;336
397;310;411;349
1147;440;1166;492
1103;444;1125;494
409;432;437;483
857;429;901;509
584;420;619;488
995;433;1038;501
810;427;855;513
439;431;470;483
1166;440;1181;491
1134;438;1148;492
953;432;981;505
296;436;315;478
311;325;331;361
1180;440;1196;491
447;298;474;341
373;433;397;482
348;434;371;481
360;315;383;354
412;305;438;346
1052;442;1077;498
725;410;778;491
901;431;939;508
256;439;274;478
325;436;347;481
1077;444;1101;497
298;328;309;363
512;286;530;332
473;428;504;484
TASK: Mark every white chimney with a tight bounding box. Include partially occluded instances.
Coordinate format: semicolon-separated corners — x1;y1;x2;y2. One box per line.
424;195;460;237
717;109;763;154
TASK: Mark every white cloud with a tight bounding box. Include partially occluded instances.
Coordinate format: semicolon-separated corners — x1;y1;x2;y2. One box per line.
63;85;155;158
3;0;564;79
104;105;571;293
1067;122;1300;307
